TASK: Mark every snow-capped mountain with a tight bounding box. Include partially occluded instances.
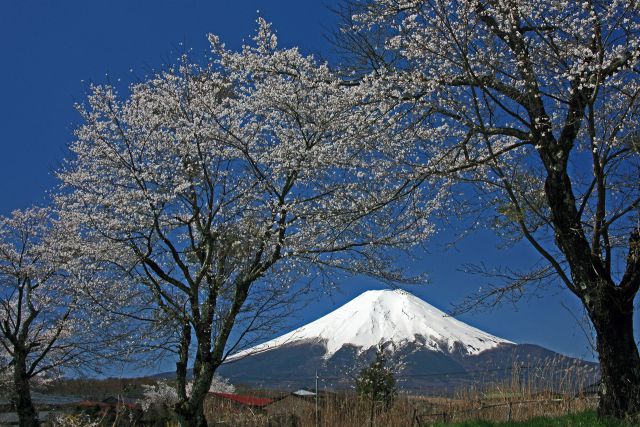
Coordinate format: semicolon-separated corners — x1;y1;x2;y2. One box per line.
229;289;512;360
216;289;597;392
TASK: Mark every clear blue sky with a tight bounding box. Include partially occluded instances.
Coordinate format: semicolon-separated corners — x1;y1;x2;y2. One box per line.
0;0;622;370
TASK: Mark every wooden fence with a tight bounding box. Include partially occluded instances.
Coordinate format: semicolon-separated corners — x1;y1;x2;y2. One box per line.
411;395;599;426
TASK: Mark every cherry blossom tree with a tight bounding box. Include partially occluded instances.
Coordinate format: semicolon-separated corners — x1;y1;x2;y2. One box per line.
343;0;640;417
138;375;235;413
57;19;442;427
0;208;131;427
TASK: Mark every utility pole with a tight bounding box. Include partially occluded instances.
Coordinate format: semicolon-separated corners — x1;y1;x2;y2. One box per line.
315;371;319;427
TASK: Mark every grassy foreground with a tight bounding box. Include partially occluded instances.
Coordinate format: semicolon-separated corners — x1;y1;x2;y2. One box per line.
433;411;638;427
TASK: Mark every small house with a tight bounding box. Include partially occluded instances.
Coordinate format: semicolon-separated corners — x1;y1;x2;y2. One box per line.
264;393;316;419
206;392;274;414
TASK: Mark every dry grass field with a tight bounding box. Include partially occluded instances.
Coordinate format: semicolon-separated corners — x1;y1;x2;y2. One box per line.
35;359;605;426
199;358;600;426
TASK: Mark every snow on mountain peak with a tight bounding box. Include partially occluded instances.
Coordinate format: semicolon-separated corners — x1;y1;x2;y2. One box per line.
230;289;512;360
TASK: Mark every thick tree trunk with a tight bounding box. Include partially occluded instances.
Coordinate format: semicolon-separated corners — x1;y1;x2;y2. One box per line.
587;288;640;418
13;353;39;427
175;341;215;427
544;169;640;418
174;365;211;427
175;404;208;427
173;279;253;427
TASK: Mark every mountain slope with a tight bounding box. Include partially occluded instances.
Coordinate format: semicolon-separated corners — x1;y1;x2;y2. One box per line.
216;289;598;392
229;289;512;361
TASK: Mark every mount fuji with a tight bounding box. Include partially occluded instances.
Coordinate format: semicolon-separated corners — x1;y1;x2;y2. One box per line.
230;289;511;359
217;289;597;392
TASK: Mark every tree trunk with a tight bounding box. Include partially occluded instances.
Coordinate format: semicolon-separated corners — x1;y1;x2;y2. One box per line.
175;347;215;427
587;287;640;418
174;368;210;427
543;166;640;418
175;404;208;427
13;353;39;427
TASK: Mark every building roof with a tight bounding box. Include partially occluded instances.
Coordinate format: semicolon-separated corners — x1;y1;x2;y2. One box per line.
210;392;274;408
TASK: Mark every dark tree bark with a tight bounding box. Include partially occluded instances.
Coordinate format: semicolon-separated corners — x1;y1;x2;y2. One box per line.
13;351;39;427
175;401;208;427
588;286;640;417
544;160;640;417
174;344;215;427
172;318;215;427
173;281;252;427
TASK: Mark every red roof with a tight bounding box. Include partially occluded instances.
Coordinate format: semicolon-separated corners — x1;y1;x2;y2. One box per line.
210;392;274;407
